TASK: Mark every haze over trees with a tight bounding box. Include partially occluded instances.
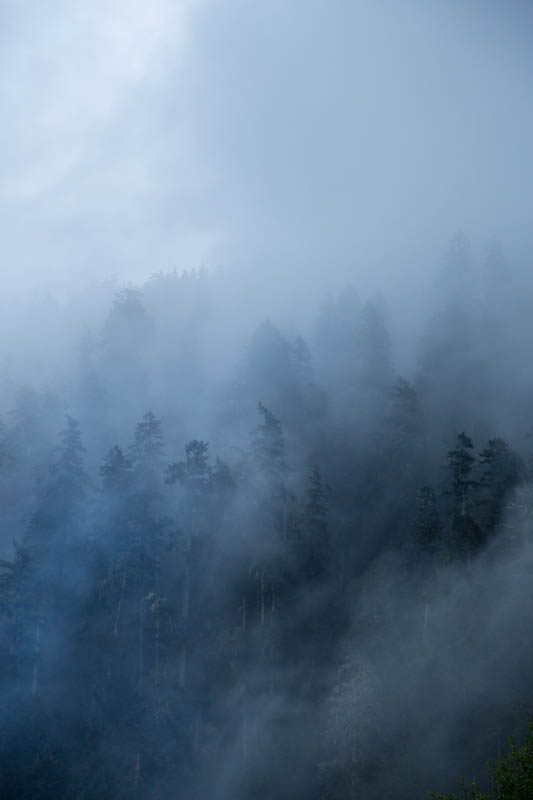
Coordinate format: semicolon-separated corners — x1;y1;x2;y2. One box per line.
1;235;533;798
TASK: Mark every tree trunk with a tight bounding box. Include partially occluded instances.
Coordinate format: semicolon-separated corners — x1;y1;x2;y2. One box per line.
183;563;190;620
114;571;127;637
241;704;248;765
179;646;187;688
138;598;145;686
134;752;141;795
260;566;265;626
155;612;160;673
31;622;40;699
179;563;190;688
193;711;201;756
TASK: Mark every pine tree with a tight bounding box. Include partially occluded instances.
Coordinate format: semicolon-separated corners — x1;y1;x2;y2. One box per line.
50;415;88;512
0;541;35;685
358;299;393;393
100;445;130;493
301;465;331;582
166;439;210;495
253;403;286;480
129;411;164;470
445;433;483;558
448;433;477;513
478;437;524;535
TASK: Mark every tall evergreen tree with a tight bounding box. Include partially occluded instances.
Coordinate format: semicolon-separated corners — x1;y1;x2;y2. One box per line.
445;432;483;558
478;437;524;536
300;465;331;582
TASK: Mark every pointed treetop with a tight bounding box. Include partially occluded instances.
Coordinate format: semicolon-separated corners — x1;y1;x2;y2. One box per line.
129;411;164;465
100;445;130;491
53;415;86;481
166;439;210;488
253;402;286;477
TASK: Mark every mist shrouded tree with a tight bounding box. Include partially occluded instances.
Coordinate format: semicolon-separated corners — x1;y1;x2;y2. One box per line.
244;402;290;635
99;289;154;433
445;432;484;558
358;299;394;397
299;465;331;583
478;437;524;537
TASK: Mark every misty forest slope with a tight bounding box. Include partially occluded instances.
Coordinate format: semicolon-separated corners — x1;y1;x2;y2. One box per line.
2;234;533;799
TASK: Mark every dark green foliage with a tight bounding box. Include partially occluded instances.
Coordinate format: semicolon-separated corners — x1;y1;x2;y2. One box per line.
445;433;484;558
478;438;524;534
434;723;533;799
447;433;477;513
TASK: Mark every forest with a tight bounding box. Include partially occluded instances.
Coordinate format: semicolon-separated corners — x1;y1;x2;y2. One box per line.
1;232;533;799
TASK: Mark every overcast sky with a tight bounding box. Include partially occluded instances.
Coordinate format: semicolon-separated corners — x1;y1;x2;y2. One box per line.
1;0;533;298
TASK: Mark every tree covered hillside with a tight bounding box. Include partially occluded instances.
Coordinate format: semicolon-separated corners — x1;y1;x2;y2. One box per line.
1;236;533;799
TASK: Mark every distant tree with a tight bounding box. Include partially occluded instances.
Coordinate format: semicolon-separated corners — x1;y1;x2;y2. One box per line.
448;433;477;513
300;465;331;582
100;445;130;493
253;403;287;481
102;287;153;352
24;415;90;557
478;438;524;535
166;439;215;694
0;541;35;684
166;439;210;494
129;411;164;470
417;232;488;440
100;288;154;430
358;299;394;393
50;415;88;506
445;433;484;558
314;286;361;390
377;377;425;488
237;404;293;641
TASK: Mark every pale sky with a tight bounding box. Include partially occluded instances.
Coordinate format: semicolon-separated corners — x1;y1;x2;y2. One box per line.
1;0;533;297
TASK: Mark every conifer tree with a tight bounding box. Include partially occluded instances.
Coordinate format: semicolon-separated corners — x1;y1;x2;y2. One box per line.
446;432;483;558
301;465;331;582
478;437;524;535
253;403;287;481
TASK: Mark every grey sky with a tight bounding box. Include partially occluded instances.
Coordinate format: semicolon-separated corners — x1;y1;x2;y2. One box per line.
1;0;532;297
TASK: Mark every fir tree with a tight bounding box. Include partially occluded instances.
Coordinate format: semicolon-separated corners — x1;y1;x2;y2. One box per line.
478;437;524;535
445;432;483;558
301;465;331;582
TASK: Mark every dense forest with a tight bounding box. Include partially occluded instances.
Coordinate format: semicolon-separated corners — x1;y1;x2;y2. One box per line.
2;233;533;799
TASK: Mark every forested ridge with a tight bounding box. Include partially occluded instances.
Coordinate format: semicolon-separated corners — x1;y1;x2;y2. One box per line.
2;234;533;799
